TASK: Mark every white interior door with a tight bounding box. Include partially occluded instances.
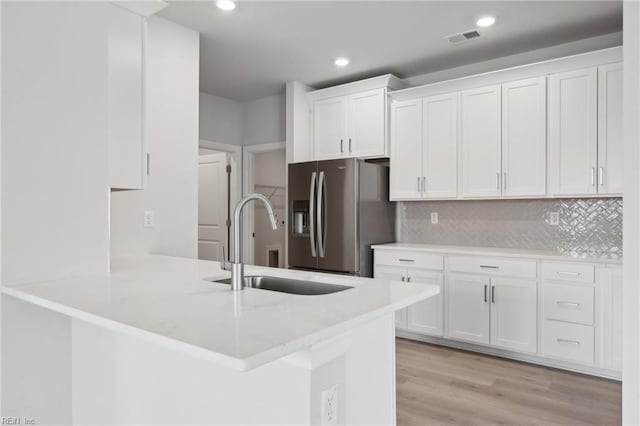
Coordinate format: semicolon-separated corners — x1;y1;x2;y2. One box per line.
460;85;502;198
198;153;228;261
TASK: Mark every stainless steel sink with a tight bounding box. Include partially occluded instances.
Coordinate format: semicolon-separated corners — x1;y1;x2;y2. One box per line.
213;275;352;295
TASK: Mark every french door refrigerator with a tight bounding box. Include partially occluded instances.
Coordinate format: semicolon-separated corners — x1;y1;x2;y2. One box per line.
288;158;395;277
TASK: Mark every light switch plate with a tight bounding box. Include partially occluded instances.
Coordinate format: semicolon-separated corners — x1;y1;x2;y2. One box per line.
549;212;559;226
144;210;155;228
430;212;438;225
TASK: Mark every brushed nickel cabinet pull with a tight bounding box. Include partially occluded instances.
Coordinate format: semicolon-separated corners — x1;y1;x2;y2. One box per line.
599;167;604;186
590;168;596;186
348;138;352;153
480;265;499;269
398;258;415;263
503;172;507;190
557;338;580;345
557;301;581;307
340;139;344;154
484;284;488;303
401;276;405;282
496;172;500;189
407;276;412;283
491;285;496;303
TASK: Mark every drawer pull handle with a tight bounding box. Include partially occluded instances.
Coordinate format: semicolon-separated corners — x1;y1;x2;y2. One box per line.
398;259;415;263
480;265;499;269
401;276;405;282
557;301;581;308
557;338;581;345
484;284;488;303
407;276;412;283
557;271;581;277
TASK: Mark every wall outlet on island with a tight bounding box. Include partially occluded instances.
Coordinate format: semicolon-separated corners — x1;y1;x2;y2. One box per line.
549;212;560;226
430;212;438;224
321;385;338;425
144;210;155;228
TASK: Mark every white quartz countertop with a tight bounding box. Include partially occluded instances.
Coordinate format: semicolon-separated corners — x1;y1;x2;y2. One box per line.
1;255;438;371
372;243;622;265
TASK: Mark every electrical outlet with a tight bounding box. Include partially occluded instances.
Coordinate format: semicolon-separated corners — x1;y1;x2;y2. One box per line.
321;385;338;425
144;210;155;228
549;212;559;226
430;212;438;225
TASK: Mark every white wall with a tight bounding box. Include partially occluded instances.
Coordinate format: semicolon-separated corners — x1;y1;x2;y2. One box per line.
199;92;243;145
242;93;286;145
111;15;199;259
623;3;639;424
199;92;285;146
1;2;111;284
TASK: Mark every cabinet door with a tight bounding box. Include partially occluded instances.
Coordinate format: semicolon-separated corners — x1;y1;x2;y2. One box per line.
490;278;537;353
598;63;623;195
407;270;444;337
548;68;598;196
460;85;502;198
597;267;622;372
447;273;490;344
108;7;144;189
422;93;458;199
501;77;547;197
314;96;348;161
390;99;423;200
348;88;386;158
375;266;408;330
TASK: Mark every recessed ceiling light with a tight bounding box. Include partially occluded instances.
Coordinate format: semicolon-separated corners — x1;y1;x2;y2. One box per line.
476;16;496;27
216;0;236;11
334;57;350;67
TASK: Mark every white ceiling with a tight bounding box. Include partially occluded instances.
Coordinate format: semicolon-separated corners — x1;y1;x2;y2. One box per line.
159;1;622;101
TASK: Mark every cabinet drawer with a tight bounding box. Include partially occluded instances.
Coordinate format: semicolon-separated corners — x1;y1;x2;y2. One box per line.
374;250;443;270
543;320;594;365
447;256;537;278
543;283;594;325
542;262;595;283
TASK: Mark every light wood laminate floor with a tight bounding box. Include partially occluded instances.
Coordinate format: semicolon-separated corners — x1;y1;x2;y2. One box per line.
396;338;622;426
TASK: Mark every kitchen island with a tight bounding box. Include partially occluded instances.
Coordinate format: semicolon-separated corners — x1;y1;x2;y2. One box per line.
2;255;438;425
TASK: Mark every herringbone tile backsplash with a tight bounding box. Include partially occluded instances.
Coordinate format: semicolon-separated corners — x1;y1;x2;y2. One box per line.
398;198;623;259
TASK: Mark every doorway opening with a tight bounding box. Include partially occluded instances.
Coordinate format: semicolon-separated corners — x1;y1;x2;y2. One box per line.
243;143;287;268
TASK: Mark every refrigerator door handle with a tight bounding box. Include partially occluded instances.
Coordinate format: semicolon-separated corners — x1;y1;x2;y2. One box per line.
317;171;326;258
309;171;317;257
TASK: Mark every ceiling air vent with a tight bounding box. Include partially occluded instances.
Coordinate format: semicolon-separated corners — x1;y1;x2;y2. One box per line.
446;30;481;44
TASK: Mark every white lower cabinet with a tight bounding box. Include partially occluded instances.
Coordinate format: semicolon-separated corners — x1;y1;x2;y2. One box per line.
406;270;444;336
446;273;491;344
490;278;537;353
374;247;622;378
374;253;444;337
447;273;537;353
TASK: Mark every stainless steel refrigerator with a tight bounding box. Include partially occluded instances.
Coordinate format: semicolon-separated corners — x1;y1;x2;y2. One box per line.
288;158;395;277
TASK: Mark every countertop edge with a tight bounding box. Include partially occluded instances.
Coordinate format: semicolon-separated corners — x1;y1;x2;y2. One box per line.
371;244;622;265
2;281;439;372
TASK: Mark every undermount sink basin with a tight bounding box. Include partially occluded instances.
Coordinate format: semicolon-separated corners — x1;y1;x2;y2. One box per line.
213;276;353;295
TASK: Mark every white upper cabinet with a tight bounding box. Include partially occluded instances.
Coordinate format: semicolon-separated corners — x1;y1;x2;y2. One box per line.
314;96;348;160
597;63;623;195
501;77;547;197
348;88;386;158
390;99;423;200
548;68;598;196
422;93;458;199
460;85;502;198
107;6;144;190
